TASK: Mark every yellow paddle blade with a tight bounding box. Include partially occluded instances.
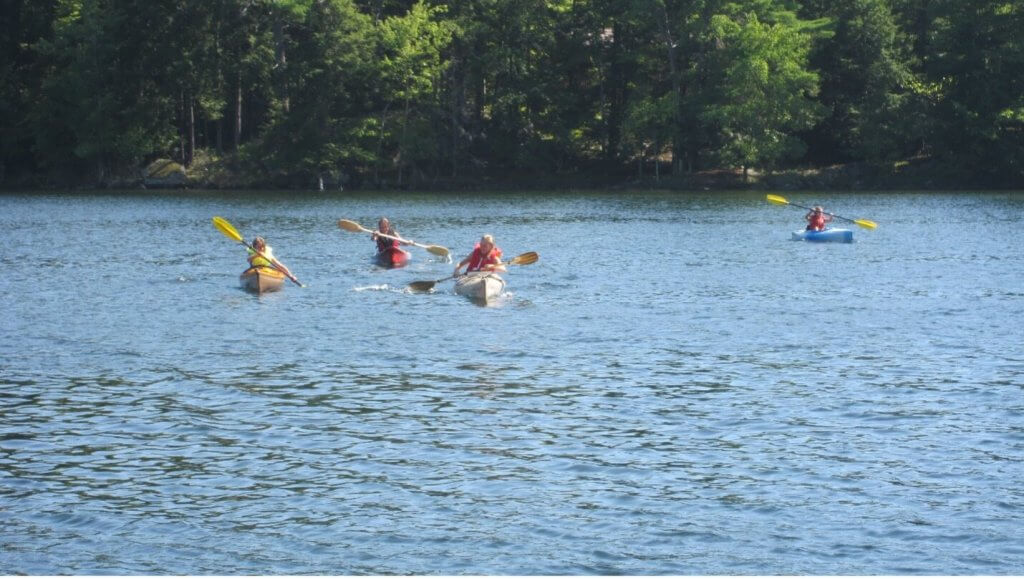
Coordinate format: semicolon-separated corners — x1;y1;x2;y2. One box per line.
212;216;243;243
337;219;367;233
854;219;878;230
508;251;539;266
426;245;451;257
765;194;789;205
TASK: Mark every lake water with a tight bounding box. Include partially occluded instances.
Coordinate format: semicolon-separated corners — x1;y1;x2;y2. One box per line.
1;189;1022;574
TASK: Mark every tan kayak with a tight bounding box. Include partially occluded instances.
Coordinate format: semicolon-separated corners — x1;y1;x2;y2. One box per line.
240;266;286;294
454;271;506;303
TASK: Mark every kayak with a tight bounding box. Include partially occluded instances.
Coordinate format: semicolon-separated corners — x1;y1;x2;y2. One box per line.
240;266;286;293
454;271;506;303
374;246;410;268
791;228;854;243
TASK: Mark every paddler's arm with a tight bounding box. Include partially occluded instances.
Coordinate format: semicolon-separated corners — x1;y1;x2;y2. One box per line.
481;257;506;273
270;258;295;278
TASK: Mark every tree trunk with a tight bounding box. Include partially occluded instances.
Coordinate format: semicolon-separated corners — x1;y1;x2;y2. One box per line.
449;63;461;178
375;103;390;186
185;91;195;166
660;2;685;174
179;90;186;163
606;21;626;164
273;17;289;113
398;96;411;187
234;72;243;151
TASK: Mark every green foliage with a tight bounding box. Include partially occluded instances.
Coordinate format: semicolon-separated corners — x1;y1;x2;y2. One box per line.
30;0;178;177
699;9;826;170
925;0;1024;182
1;0;1022;186
375;2;456;181
802;0;918;164
256;0;376;175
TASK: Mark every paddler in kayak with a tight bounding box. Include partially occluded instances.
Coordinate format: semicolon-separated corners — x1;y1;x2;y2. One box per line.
453;234;506;276
805;205;834;231
247;236;296;279
371;217;414;268
371;217;413;253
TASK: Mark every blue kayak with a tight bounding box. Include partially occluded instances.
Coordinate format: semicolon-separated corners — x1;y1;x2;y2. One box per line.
791;228;854;243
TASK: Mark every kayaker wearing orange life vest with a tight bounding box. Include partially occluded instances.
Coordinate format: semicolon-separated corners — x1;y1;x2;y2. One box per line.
454;234;506;275
248;236;296;279
805;206;833;231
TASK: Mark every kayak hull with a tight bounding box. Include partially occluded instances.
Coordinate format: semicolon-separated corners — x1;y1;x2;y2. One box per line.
454;272;506;303
374;246;410;268
792;228;854;243
240;266;286;293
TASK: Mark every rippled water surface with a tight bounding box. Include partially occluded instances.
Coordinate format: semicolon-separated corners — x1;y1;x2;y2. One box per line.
2;190;1022;574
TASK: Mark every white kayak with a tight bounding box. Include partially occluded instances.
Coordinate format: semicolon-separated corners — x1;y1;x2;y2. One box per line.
791;228;854;243
454;271;506;303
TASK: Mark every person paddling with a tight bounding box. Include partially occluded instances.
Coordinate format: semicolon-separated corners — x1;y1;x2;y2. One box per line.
454;234;506;276
805;205;834;231
371;217;412;253
247;236;296;279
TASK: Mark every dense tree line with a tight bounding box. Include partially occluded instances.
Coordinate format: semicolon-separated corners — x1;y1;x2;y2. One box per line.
1;0;1021;187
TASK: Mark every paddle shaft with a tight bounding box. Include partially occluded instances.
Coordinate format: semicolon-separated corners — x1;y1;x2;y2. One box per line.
349;221;424;248
409;252;538;291
213;217;303;286
412;270;500;291
243;241;304;287
338;219;450;257
770;197;867;226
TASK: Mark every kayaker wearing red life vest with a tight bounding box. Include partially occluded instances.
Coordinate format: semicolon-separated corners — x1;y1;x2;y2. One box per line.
454;234;506;275
371;217;410;252
805;206;833;231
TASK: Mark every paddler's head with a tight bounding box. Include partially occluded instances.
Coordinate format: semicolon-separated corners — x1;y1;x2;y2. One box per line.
479;234;495;253
252;236;266;251
377;217;390;233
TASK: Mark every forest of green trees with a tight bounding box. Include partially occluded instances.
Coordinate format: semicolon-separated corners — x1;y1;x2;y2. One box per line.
1;0;1022;189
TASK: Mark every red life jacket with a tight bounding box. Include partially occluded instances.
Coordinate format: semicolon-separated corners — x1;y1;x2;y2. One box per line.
376;235;399;253
375;227;399;252
807;213;827;231
467;243;502;272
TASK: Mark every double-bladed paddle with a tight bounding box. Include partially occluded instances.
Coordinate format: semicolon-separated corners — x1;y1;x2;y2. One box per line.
212;216;305;287
408;251;539;292
337;219;451;258
766;194;877;229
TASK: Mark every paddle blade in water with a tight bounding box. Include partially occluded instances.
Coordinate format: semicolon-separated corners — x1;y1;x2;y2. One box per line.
765;194;789;205
408;280;436;292
337;219;365;233
213;216;244;242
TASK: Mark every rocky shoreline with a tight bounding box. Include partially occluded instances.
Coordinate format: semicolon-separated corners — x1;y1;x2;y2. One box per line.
2;154;1011;192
